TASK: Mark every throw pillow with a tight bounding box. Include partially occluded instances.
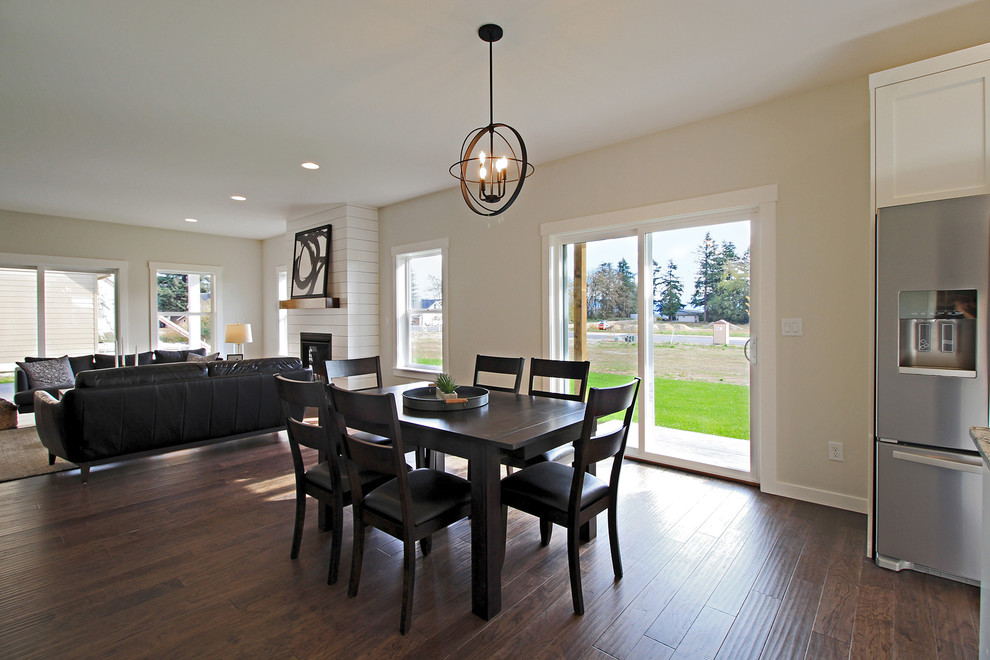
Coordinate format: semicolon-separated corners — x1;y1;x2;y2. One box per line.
93;354;118;369
185;352;220;363
15;356;74;389
155;348;206;363
154;349;186;363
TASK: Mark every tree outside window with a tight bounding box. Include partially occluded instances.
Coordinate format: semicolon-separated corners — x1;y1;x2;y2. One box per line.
154;267;217;351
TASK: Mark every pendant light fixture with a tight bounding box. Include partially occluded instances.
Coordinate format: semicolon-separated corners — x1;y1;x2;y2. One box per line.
449;24;534;217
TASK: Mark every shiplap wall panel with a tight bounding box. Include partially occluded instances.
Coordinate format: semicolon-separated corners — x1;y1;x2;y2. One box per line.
286;205;379;365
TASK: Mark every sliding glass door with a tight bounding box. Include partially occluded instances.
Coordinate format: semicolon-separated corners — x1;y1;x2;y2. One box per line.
0;265;120;378
551;215;756;482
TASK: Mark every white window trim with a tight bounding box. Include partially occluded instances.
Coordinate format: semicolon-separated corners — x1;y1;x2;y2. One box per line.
392;238;448;379
0;252;129;357
149;261;223;352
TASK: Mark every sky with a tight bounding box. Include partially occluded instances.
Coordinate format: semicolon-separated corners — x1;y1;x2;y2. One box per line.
585;220;751;302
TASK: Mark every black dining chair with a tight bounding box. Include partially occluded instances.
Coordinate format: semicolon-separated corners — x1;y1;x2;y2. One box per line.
325;356;383;390
329;385;472;635
473;354;525;393
500;377;640;615
274;375;392;586
503;358;591;474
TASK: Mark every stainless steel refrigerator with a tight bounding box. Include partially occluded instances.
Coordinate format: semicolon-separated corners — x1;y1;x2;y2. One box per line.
875;194;990;585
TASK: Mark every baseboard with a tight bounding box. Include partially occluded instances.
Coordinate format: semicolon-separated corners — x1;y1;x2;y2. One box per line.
760;479;869;514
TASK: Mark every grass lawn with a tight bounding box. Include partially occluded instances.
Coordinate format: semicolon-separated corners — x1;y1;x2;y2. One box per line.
589;372;749;440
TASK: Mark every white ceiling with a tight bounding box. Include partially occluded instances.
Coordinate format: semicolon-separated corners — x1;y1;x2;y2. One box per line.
0;0;978;239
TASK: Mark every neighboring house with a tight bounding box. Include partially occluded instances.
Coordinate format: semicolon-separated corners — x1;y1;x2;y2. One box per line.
675;307;703;323
411;299;443;327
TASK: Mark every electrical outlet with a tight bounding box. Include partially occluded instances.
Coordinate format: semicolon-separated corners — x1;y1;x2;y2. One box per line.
828;441;843;462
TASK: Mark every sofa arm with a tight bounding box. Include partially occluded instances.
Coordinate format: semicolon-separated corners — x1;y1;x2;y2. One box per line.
14;366;28;394
34;391;71;462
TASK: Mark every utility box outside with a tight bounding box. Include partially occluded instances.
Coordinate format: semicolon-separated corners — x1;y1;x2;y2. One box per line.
713;319;730;345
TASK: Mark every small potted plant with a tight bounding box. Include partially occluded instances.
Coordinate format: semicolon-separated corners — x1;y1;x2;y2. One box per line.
434;373;459;401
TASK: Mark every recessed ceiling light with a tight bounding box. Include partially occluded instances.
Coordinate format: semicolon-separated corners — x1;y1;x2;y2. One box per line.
300;162;320;170
230;195;247;201
184;218;198;223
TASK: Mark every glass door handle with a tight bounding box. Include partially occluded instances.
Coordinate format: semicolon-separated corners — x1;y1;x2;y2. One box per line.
744;338;755;364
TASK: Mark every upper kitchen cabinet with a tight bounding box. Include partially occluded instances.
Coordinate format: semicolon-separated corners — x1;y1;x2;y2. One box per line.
872;43;990;210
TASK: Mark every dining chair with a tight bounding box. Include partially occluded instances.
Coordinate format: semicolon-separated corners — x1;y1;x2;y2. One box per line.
329;385;472;635
325;356;383;391
274;375;392;586
503;358;591;473
500;377;641;615
473;354;525;393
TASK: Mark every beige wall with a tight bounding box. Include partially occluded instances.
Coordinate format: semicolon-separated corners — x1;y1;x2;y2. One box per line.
378;75;873;509
0;209;265;358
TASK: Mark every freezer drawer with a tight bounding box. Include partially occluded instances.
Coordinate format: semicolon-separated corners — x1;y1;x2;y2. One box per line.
875;441;982;583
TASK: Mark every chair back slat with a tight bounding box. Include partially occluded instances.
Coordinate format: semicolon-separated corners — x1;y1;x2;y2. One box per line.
330;387;407;479
325;357;383;391
474;354;525;394
275;373;325;424
529;358;591;402
285;416;330;453
574;378;641;472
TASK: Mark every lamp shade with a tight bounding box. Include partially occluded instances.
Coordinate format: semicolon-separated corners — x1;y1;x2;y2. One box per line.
224;323;253;345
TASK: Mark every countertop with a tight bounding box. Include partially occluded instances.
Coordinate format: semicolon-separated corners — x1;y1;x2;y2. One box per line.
969;426;990;467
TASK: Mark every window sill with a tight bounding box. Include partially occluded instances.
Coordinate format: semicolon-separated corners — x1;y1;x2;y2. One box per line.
393;367;440;382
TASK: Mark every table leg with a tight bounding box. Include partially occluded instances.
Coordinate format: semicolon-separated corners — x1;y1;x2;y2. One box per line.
470;444;502;619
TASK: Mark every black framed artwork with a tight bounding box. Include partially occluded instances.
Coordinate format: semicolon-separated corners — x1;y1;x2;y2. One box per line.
291;224;331;299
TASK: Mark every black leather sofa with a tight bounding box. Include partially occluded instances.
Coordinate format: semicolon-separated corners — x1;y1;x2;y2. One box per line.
14;349;214;413
34;357;310;482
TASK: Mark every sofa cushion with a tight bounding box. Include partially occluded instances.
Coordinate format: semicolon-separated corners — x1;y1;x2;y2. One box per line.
16;356;75;389
154;348;207;363
75;362;209;388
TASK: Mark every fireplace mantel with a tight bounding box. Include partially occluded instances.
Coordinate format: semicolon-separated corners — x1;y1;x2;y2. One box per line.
279;297;340;309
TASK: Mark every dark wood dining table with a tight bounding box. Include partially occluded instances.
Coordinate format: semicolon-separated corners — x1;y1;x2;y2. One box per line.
377;381;588;620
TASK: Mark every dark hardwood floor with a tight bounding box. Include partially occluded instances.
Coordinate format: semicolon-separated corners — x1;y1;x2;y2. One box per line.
0;432;979;658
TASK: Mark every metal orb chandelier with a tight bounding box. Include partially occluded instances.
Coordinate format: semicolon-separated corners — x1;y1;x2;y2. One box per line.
449;24;534;217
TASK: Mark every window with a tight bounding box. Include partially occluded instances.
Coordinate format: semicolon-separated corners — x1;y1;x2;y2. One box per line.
394;240;447;374
150;263;221;352
0;255;125;377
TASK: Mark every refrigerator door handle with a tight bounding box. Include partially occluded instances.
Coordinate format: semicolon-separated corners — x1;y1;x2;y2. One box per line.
891;449;983;475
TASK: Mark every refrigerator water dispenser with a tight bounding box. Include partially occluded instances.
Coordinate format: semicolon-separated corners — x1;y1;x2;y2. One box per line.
897;289;976;376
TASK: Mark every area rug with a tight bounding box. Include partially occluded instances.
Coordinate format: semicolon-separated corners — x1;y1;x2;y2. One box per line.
0;425;75;482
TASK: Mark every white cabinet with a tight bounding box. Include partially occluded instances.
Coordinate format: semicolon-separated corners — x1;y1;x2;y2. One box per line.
872;44;990;209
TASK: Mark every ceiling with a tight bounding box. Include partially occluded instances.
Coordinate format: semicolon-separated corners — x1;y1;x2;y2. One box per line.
0;0;980;240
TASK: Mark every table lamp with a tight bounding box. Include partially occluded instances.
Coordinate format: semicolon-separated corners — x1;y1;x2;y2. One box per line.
224;322;252;356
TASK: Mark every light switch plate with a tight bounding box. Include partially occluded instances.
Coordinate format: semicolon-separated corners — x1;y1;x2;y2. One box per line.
781;318;803;336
